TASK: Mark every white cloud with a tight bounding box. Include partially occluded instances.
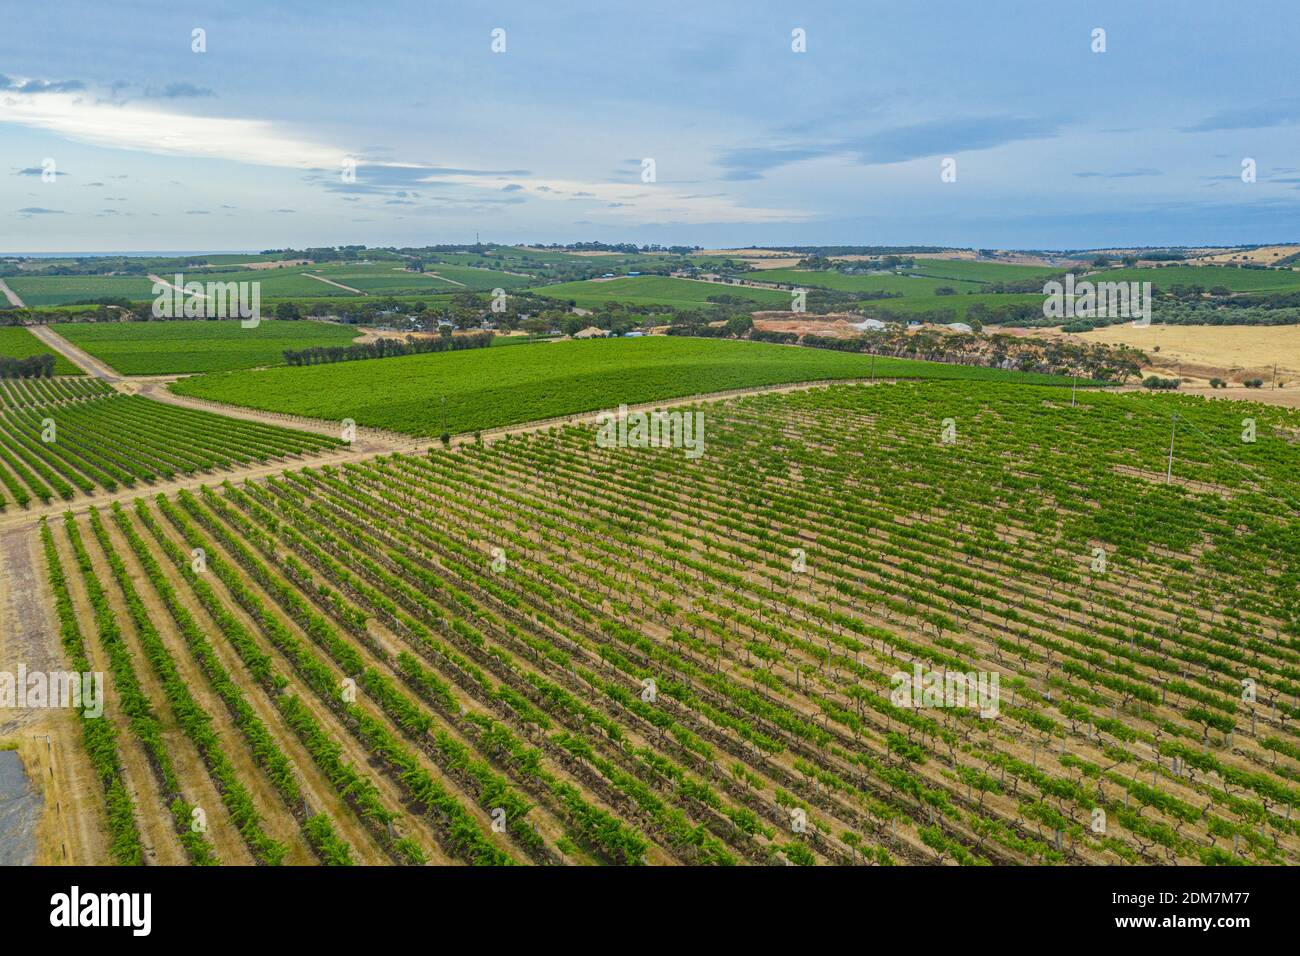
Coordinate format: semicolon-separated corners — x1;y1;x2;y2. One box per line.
0;89;345;169
424;173;806;224
0;83;804;225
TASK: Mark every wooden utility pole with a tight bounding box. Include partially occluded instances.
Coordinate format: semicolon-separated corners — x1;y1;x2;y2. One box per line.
1166;413;1178;485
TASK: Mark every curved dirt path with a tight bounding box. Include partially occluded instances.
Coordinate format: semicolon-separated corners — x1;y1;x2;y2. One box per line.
25;325;123;382
0;279;25;308
133;379;412;453
147;274;207;300
0;377;900;533
422;272;465;287
301;274;366;295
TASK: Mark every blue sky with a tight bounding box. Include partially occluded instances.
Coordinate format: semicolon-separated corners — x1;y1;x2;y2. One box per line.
2;0;1298;252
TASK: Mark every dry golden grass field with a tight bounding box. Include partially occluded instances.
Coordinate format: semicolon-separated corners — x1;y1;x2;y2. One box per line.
1077;323;1300;385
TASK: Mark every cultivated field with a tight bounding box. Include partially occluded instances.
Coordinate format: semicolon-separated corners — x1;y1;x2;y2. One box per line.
52;320;363;375
0;326;84;375
27;379;1300;866
882;292;1048;317
310;262;532;293
4;275;159;307
6;249;1300;873
1087;266;1300;294
169;336;1081;437
0;386;342;509
0;377;113;410
754;270;983;295
538;276;791;309
903;260;1062;283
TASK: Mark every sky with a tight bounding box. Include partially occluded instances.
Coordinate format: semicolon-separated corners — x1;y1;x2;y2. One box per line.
2;0;1298;252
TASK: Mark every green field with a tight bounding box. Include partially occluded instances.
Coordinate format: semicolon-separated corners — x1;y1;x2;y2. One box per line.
203;268;362;298
44;376;1300;867
171;335;1082;436
0;326;83;374
212;262;537;297
5;275;158;307
755;269;982;295
416;262;534;291
905;259;1063;283
52;319;362;375
195;253;290;266
305;262;531;294
0;390;341;507
878;292;1049;317
537;276;791;309
1090;265;1300;293
434;248;675;275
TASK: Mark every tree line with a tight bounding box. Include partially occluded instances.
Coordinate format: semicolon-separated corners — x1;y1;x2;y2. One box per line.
282;330;493;366
0;353;56;378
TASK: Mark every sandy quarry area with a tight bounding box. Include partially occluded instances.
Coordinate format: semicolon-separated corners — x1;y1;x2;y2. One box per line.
749;312;873;337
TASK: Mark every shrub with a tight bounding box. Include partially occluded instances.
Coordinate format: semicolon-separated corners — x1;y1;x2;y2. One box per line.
1142;375;1180;390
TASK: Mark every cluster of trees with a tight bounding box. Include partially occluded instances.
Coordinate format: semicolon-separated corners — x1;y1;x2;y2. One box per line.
795;254;916;272
536;241;698;255
665;314;754;338
1;254;212;278
789;327;1144;381
282;331;492;366
982;274;1067;294
260;245;384;263
1204;376;1268;389
1072;300;1300;332
749;328;799;344
673;319;1143;381
0;354;56;378
764;245;946;256
1141;376;1181;390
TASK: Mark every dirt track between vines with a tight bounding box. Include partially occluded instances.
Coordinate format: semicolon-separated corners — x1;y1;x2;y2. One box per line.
0;337;908;862
26;325;123;382
0;351;893;532
0;279;25;308
301;273;366;295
